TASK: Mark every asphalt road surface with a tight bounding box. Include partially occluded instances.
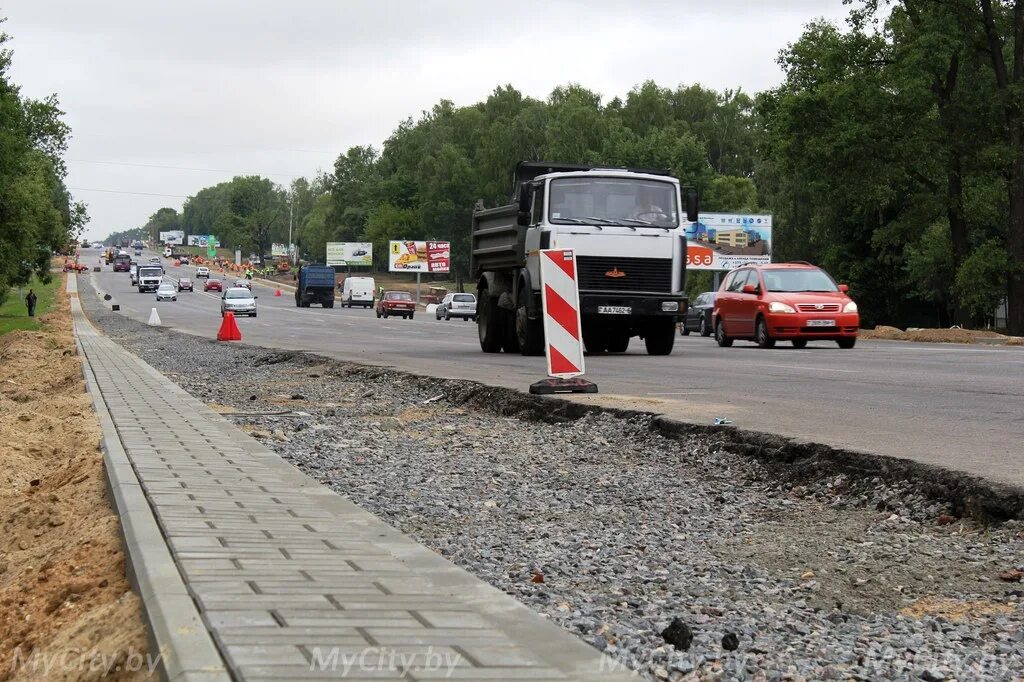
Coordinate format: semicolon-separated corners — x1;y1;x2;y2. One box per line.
83;249;1024;488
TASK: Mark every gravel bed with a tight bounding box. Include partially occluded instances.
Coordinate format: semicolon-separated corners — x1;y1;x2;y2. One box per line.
80;285;1024;681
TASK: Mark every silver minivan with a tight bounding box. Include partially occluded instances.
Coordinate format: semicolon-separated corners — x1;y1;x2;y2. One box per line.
221;287;258;318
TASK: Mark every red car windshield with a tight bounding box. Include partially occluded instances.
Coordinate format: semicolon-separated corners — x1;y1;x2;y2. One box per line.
762;269;838;293
386;293;412;301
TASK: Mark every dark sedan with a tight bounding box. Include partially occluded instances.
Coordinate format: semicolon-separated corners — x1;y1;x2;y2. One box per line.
681;291;716;337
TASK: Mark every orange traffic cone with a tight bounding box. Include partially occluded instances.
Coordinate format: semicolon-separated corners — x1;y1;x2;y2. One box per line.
274;289;281;297
217;312;242;341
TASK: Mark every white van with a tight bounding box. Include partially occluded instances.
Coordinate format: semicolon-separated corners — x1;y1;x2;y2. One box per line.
341;276;375;308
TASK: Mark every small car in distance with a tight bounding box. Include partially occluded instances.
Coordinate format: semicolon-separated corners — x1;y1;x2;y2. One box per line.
681;291;716;337
155;282;177;302
712;262;859;349
149;256;160;263
203;278;223;292
435;293;477;321
221;287;258;318
234;279;252;290
376;291;416;319
179;256;190;265
177;277;194;292
195;267;210;278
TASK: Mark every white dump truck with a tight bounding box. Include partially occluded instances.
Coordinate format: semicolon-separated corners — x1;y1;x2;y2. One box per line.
470;162;698;356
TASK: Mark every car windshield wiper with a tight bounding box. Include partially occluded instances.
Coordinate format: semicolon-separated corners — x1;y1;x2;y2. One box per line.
619;218;651;226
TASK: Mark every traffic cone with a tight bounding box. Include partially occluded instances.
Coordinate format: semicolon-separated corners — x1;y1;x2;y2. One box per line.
217;312;242;341
274;289;281;297
147;308;161;326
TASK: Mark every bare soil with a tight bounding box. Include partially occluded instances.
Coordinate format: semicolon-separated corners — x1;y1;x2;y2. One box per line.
860;325;1022;344
0;277;151;681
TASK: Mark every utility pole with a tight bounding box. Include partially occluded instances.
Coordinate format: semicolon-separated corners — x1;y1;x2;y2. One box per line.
288;194;294;265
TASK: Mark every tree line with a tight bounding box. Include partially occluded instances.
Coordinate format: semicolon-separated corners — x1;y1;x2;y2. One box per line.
117;0;1023;333
0;20;85;304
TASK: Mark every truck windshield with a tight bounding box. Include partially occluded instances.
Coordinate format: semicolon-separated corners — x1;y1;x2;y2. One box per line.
548;177;678;227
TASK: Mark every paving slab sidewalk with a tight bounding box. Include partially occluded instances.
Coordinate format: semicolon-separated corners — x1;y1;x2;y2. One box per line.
69;275;635;681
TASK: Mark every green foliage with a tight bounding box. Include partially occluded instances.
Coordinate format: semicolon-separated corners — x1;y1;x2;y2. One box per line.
954;240;1010;322
0;272;60;335
0;19;84;302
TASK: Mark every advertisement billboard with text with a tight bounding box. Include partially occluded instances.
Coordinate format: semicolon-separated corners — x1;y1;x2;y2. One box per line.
187;234;216;247
326;242;373;267
685;214;772;271
388;240;450;273
271;243;296;257
159;230;185;245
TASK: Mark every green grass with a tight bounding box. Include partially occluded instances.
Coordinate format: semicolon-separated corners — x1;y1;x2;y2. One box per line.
0;273;61;336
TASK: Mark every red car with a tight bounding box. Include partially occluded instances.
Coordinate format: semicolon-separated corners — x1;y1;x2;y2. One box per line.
375;291;416;319
712;262;859;349
203;279;223;292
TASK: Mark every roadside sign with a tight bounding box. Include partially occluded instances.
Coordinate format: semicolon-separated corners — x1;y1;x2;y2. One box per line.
686;214;772;270
326;242;373;267
388;240;450;273
538;249;585;379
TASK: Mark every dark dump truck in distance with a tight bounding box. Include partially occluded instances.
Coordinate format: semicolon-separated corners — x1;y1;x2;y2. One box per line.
295;264;336;308
471;162;698;356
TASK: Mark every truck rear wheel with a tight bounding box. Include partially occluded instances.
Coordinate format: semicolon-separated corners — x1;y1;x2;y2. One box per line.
644;319;676;355
515;291;544;356
477;292;503;353
583;328;608;354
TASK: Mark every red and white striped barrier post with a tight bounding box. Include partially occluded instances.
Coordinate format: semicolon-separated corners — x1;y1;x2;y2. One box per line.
529;248;598;395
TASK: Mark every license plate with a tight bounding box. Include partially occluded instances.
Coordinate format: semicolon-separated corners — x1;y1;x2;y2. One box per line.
806;319;835;327
598;306;631;315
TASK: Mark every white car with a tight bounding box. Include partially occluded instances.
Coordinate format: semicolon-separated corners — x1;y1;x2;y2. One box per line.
195;267;210;278
221;287;257;318
435;292;477;321
155;282;177;302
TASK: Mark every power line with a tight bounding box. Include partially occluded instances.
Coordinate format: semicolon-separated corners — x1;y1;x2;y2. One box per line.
70;158;303;179
69;187;189;198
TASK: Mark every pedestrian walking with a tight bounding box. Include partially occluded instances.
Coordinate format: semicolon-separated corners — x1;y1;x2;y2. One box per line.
25;289;37;317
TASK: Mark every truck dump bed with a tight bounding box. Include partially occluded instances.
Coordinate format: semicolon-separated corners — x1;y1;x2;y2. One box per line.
298;265;336;289
471;204;525;274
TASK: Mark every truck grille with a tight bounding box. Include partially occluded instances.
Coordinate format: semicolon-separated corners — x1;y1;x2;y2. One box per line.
575;256;674;293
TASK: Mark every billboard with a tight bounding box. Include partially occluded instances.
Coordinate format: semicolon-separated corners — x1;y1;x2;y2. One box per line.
685;214;772;271
325;242;372;267
271;243;296;257
187;234;217;247
159;230;185;245
388;240;450;273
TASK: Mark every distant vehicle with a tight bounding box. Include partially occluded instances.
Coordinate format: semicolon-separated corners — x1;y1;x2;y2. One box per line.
149;256;160;263
113;253;132;272
81;240;91;248
352;248;368;257
295;264;336;308
376;291;415;319
195;267;210;279
712;262;859;349
163;247;172;258
134;247;142;256
221;287;257;318
129;263;139;285
177;277;193;292
233;279;252;290
341;276;375;308
435;293;477;321
178;256;190;265
203;278;223;292
681;291;716;337
104;248;115;264
155;282;177;302
137;265;163;293
119;238;130;248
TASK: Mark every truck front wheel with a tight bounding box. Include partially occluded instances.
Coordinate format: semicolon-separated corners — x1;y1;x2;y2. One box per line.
607;332;630;353
583;328;609;354
644;319;676;355
477;292;503;353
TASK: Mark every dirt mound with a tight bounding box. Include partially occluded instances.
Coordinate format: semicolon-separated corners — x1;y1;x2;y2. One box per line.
0;278;151;680
860;326;1021;345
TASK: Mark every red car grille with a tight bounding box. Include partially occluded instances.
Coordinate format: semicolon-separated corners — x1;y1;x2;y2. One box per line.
796;303;840;312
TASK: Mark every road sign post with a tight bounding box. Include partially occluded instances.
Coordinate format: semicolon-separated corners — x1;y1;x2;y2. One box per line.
529;248;597;395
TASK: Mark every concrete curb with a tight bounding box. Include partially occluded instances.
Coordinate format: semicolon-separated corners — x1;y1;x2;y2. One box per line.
70;277;229;682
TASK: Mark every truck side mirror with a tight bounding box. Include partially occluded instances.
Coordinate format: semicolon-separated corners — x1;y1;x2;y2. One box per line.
685;188;699;223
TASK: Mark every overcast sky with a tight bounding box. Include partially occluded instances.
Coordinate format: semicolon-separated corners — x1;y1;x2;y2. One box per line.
5;1;849;240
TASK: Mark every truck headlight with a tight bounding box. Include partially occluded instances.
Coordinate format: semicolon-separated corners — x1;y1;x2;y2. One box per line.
661;301;679;312
844;301;858;313
768;301;796;313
